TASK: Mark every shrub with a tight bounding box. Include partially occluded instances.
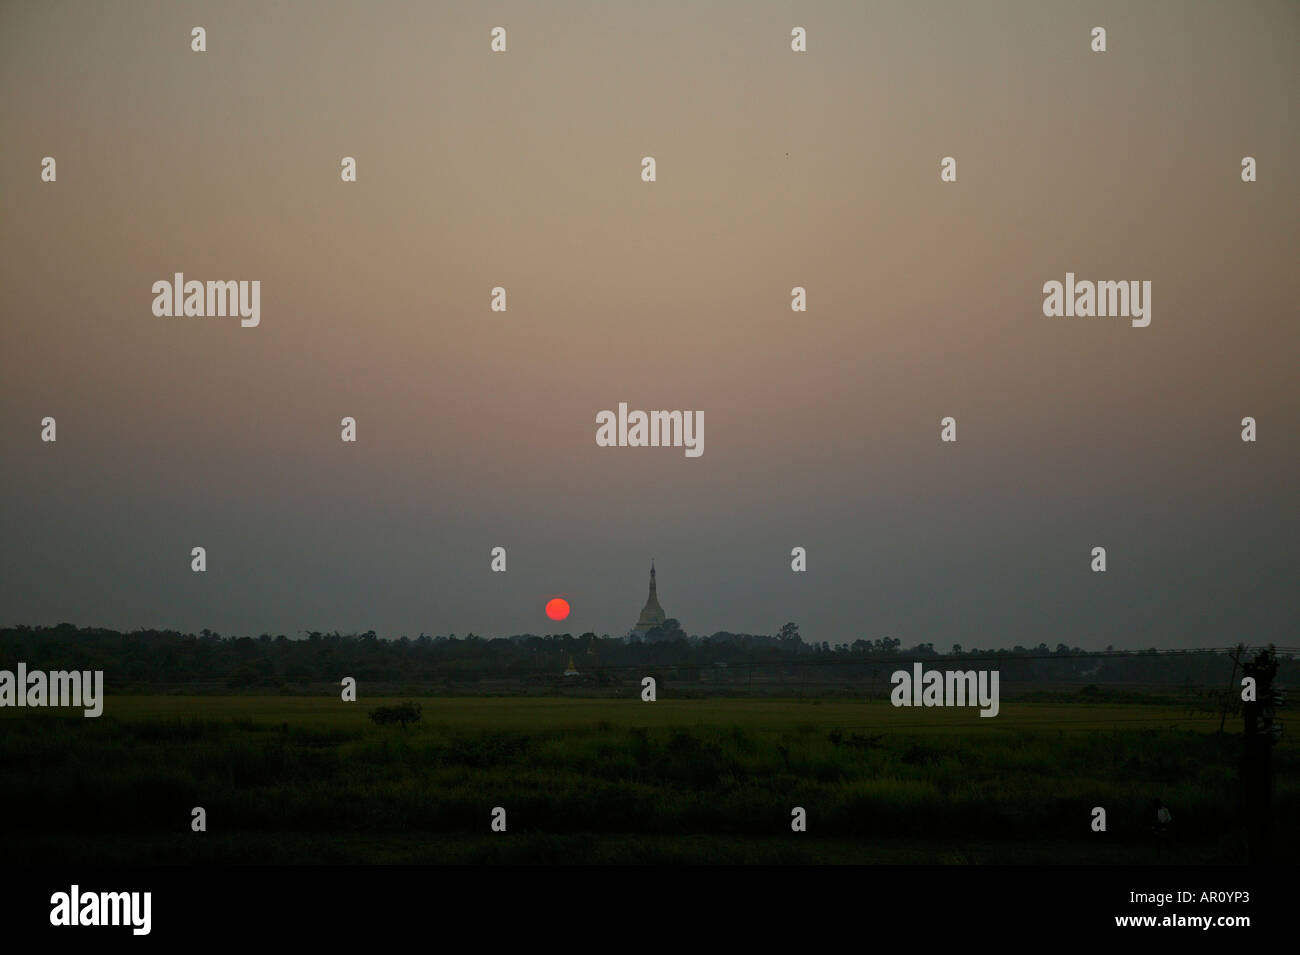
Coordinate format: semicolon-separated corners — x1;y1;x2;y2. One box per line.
369;702;422;728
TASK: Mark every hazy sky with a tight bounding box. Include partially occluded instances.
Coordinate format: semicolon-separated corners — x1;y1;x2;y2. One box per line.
1;0;1296;648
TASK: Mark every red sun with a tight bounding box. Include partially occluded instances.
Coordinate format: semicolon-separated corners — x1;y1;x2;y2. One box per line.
545;598;571;621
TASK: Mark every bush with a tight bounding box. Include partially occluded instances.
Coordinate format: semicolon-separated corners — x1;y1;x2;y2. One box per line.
369;702;422;728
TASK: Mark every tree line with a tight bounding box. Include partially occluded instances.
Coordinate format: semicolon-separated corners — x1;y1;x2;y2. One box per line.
0;622;1286;690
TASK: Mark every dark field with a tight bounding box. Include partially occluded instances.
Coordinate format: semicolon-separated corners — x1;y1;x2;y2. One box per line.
2;697;1293;864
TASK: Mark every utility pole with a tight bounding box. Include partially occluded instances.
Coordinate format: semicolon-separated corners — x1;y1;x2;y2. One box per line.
1241;646;1279;865
1219;643;1244;733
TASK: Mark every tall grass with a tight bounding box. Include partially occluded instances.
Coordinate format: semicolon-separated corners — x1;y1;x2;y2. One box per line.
0;698;1290;863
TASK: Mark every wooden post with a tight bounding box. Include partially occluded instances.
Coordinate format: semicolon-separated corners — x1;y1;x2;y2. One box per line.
1241;647;1278;865
1219;643;1243;733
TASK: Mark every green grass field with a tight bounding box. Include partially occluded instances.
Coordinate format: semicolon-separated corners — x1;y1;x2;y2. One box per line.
2;696;1291;864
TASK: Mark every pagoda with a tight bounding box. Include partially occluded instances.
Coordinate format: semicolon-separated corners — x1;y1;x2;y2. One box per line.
631;561;667;638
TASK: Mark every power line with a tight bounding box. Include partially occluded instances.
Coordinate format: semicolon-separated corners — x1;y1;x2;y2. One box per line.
552;646;1289;674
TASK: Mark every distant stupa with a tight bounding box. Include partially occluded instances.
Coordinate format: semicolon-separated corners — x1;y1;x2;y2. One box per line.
631;560;667;638
563;654;580;677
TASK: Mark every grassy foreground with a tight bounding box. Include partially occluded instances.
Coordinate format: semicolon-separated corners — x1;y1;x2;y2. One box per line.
1;696;1291;864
